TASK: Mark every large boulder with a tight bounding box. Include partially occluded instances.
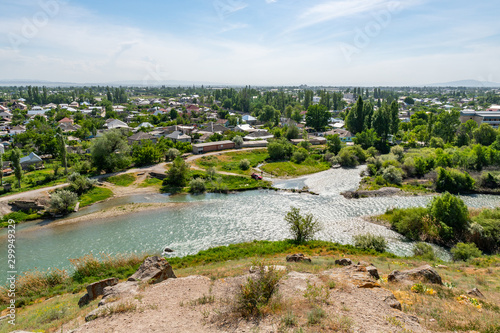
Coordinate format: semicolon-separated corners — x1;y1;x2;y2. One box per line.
78;278;119;307
286;253;312;263
128;256;176;283
388;265;443;285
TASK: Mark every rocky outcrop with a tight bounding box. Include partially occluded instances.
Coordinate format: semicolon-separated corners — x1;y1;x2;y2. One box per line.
98;281;139;307
388;265;443;285
286;253;312;263
78;278;119;307
342;187;402;199
9;199;48;211
128;256;176;283
335;258;352;266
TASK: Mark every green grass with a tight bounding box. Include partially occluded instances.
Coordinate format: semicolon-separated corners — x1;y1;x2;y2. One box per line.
261;160;330;177
167;240;397;269
139;176;163;188
194;149;269;175
106;173;136;187
0;211;43;228
79;187;114;207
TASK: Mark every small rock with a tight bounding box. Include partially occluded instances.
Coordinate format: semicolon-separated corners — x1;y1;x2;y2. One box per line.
286;253;312;263
163;247;174;253
335;258;352;266
388;265;443;285
384;294;402;310
467;287;485;299
366;266;380;280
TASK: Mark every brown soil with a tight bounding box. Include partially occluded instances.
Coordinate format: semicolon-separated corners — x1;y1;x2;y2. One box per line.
72;267;430;333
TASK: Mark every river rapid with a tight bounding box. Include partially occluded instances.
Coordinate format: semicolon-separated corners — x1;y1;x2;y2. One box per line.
1;166;499;280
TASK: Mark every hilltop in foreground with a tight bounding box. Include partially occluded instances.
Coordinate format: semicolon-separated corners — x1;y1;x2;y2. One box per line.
6;241;499;333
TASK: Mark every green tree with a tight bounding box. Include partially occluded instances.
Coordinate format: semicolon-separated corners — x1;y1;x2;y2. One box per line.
11;148;22;188
291;109;303;123
267;139;293;161
390;101;400;134
372;104;391;143
345;96;364;134
169;109;178;120
90;130;131;173
473;123;497;146
326;134;343;154
285;125;299;140
165;156;190;187
433;110;460;143
0;152;3;186
353;129;378;149
57;131;68;174
132;141;161;166
284;206;321;243
305;104;330;132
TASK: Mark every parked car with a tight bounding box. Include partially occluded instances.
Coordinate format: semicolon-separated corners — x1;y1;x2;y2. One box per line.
251;173;262;180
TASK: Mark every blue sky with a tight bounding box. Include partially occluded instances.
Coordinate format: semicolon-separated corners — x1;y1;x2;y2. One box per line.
0;0;499;85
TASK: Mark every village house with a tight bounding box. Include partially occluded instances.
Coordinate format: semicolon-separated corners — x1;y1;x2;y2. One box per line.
324;129;354;143
192;140;235;154
165;131;191;143
128;131;156;145
20;152;44;170
58;117;74;125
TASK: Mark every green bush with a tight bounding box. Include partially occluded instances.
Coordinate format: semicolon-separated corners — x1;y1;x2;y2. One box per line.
382;165;404;185
268;139;293;161
479;172;500;189
470;208;500;253
429;192;470;238
389;207;430;240
451;242;482;261
337;148;359;167
164;157;190;188
412;242;436;260
292;148;308;164
353;234;387;253
435;167;475;193
239;159;251;170
189;178;206;194
236;261;284;317
50;189;78;214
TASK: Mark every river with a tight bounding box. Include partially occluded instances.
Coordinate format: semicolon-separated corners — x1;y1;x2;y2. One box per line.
1;166;499;281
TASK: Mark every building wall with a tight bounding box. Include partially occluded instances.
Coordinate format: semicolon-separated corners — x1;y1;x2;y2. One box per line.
192;142;235;154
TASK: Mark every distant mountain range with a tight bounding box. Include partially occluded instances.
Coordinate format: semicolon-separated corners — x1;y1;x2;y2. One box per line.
1;79;499;88
0;79;230;87
425;80;500;88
